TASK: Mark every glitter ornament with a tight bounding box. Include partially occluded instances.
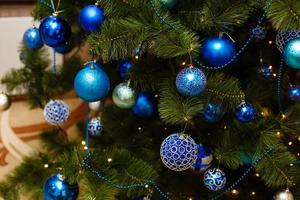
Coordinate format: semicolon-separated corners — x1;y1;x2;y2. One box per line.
273;189;294;200
117;59;133;79
276;30;300;52
39;15;71;47
175;67;206;97
79;5;105;32
283;38;300;69
191;144;213;171
235;102;255;123
289;85;300;101
112;83;136;109
201;103;224;123
132;92;155;118
23;26;43;49
0;93;10;111
88;117;103;136
201;37;236;66
160;133;198;171
203;168;226;191
74;61;110;102
43;173;78;200
43;100;70;125
88;101;101;111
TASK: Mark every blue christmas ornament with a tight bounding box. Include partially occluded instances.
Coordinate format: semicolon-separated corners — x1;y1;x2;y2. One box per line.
132;92;155;118
201;103;224;123
160;133;198;171
191;144;213;171
283;38;300;69
54;42;72;54
79;5;105;32
276;30;300;52
43;174;78;200
203;168;226;191
235;102;255;123
74;61;110;102
88;117;103;136
117;59;133;79
201;37;236;66
43;100;70;125
175;67;206;96
39;15;71;47
23;26;43;49
289;85;300;101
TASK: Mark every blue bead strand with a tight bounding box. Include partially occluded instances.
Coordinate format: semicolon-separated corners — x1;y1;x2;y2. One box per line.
276;58;285;112
52;48;57;75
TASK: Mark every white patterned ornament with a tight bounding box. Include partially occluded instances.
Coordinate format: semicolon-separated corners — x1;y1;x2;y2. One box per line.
203;168;226;191
160;133;198;171
273;189;294;200
43;100;70;125
88;117;103;136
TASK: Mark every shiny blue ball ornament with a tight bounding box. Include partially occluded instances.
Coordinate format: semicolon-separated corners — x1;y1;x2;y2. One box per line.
283;38;300;69
191;144;213;171
132;92;155;118
203;168;226;191
175;67;206;96
202;103;224;123
117;59;133;79
79;5;105;32
88;117;103;136
160;133;198;171
55;42;72;54
74;62;110;102
43;174;78;200
289;85;300;101
23;26;43;49
202;37;236;66
235;102;255;123
39;15;71;47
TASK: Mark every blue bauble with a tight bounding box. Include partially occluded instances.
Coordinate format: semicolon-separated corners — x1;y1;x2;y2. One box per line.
160;133;198;171
39;15;71;47
117;59;133;79
235;102;255;123
79;5;105;32
276;30;300;52
132;92;155;118
74;62;110;102
43;100;70;126
54;42;72;54
88;117;103;136
283;38;300;69
201;37;236;66
175;67;206;96
23;26;43;49
191;144;213;171
203;168;226;191
43;174;78;200
289;85;300;101
202;103;224;123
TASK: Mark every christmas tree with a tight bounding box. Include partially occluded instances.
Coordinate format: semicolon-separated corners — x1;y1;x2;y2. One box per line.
0;0;300;199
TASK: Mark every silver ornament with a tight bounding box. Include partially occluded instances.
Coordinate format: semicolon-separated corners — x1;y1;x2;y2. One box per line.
0;93;11;111
274;189;294;200
88;101;101;111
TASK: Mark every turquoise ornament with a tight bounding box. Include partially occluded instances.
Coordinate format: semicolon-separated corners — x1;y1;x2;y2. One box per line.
283;38;300;69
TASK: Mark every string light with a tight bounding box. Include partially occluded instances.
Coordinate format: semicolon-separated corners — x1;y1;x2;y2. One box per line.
276;131;281;136
231;189;239;195
273;73;277;77
44;164;49;168
81;141;86;146
255;172;260;177
288;141;293;146
138;127;142;131
84;146;88;150
297;153;300;157
290;163;294;167
268;40;273;44
281;114;286;119
250;191;256;196
145;184;149;189
107;158;113;163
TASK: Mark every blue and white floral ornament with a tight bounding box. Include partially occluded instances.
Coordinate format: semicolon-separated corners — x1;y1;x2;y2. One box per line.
43;100;70;125
88;117;103;136
160;133;198;171
203;168;226;191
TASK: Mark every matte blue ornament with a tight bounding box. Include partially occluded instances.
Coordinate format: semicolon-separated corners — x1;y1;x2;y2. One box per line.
276;30;300;52
235;102;255;123
201;103;224;123
54;42;72;54
117;59;133;79
191;144;213;171
79;5;105;32
283;38;300;69
88;117;103;136
23;26;43;49
289;85;300;101
160;133;198;171
43;174;78;200
203;168;226;191
74;62;110;102
39;15;71;47
201;37;236;66
132;92;155;118
43;100;70;126
175;67;206;96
